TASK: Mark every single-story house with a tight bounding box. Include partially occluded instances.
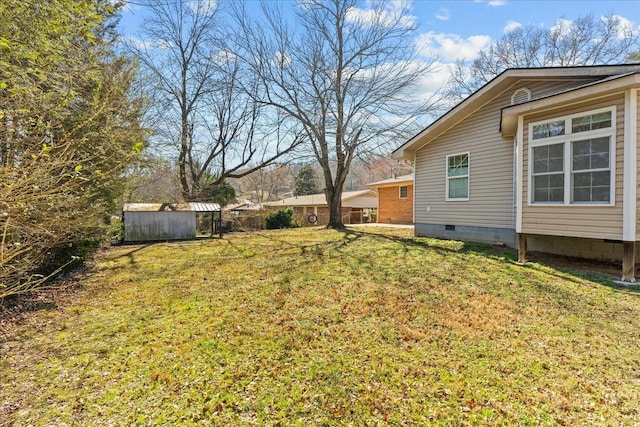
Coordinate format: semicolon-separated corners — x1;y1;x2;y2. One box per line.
393;64;640;281
123;202;221;242
223;199;264;217
264;190;377;226
223;200;266;230
367;174;414;224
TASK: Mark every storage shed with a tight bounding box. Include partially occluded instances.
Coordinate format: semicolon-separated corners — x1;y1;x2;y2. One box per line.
123;202;221;242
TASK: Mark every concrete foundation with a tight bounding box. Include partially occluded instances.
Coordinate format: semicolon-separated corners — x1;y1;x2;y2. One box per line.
414;223;517;247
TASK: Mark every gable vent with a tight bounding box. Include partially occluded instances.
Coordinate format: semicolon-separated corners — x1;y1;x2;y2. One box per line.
511;88;531;105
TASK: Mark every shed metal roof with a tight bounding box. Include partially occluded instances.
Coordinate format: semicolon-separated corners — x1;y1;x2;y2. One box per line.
188;202;222;212
123;202;221;212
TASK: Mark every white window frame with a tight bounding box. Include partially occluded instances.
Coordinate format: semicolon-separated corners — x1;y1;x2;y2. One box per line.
531;142;565;204
399;185;408;199
528;106;616;206
446;152;470;201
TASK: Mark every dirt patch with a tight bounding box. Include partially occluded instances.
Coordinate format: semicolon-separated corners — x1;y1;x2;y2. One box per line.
0;263;92;337
527;251;623;281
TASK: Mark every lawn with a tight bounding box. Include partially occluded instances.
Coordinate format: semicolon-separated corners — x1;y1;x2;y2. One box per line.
1;227;640;426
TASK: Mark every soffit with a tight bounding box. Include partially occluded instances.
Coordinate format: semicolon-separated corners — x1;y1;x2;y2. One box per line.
501;72;640;137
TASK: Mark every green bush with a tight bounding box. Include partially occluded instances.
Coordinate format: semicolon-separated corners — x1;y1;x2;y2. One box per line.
265;208;295;229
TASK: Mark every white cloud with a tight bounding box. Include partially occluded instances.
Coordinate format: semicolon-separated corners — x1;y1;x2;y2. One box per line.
602;14;639;39
210;49;237;65
550;18;574;37
415;32;491;62
472;0;507;6
350;59;449;116
550;15;638;41
503;20;522;33
188;0;218;16
355;59;429;82
346;0;416;29
415;61;449;93
126;36;154;50
126;36;172;51
274;51;291;68
435;8;450;21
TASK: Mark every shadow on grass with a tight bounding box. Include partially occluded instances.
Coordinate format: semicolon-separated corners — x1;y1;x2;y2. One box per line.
523;256;640;295
342;226;506;260
251;227;367;257
0;294;58;321
341;226;640;297
120;228;639;299
113;243;154;266
114;228;640;303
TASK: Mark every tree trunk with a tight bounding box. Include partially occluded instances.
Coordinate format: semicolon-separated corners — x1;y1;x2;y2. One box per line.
179;113;191;200
325;186;344;229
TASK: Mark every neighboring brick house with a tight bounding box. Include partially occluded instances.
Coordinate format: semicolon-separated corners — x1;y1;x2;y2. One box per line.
264;190;378;226
367;175;414;224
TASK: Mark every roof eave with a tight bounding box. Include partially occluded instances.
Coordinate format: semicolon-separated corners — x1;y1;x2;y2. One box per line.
367;176;414;187
342;189;377;201
501;72;640;137
392;68;520;157
392;65;640;154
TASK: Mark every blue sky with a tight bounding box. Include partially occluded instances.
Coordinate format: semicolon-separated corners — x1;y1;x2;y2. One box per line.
412;0;639;57
118;0;639;96
119;1;640;50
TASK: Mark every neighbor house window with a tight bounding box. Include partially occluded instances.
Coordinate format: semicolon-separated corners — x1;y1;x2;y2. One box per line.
399;185;408;199
446;152;469;201
529;107;615;205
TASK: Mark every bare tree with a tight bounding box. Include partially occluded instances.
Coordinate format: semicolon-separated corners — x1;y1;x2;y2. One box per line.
344;156;413;190
126;156;183;202
130;0;302;201
236;164;293;203
232;0;437;228
447;14;640;102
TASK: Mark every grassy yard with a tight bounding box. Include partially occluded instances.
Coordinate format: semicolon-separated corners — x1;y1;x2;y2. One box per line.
1;227;640;426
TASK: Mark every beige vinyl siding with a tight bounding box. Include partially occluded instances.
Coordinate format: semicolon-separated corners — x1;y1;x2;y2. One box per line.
414;78;622;235
413;78;599;230
636;90;640;241
524;78;601;100
414;91;515;229
522;93;625;240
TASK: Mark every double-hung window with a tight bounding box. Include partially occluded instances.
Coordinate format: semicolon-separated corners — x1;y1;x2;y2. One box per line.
399;185;408;199
446;152;469;201
529;107;615;205
532;143;564;202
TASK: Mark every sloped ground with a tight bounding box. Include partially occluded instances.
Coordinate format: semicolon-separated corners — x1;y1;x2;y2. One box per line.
1;227;639;425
